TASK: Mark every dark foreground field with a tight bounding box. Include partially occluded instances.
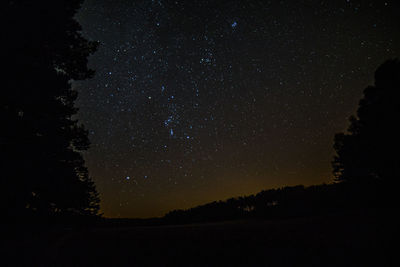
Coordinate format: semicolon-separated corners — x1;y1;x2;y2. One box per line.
3;209;395;266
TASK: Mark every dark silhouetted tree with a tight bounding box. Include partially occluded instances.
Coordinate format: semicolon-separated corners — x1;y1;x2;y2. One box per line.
332;59;400;183
1;1;99;219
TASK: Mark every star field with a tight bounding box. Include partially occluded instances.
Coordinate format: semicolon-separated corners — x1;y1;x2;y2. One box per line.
74;0;399;217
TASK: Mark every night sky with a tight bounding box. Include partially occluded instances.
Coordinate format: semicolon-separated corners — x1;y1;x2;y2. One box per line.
73;0;399;218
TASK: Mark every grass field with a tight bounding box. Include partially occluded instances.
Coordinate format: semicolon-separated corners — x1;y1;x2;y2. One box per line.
4;209;394;266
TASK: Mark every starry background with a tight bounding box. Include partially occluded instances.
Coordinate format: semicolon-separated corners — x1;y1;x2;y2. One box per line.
73;0;399;218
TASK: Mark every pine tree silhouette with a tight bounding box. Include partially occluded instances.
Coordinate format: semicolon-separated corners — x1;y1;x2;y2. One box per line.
1;0;99;220
332;59;400;183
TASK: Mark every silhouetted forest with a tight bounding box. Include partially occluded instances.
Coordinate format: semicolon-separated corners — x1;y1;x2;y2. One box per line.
163;180;382;224
2;0;99;223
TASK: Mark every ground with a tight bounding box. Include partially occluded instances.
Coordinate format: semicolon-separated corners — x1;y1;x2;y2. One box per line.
3;209;395;266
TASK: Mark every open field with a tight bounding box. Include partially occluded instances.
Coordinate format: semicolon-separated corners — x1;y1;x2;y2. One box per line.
4;210;395;266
